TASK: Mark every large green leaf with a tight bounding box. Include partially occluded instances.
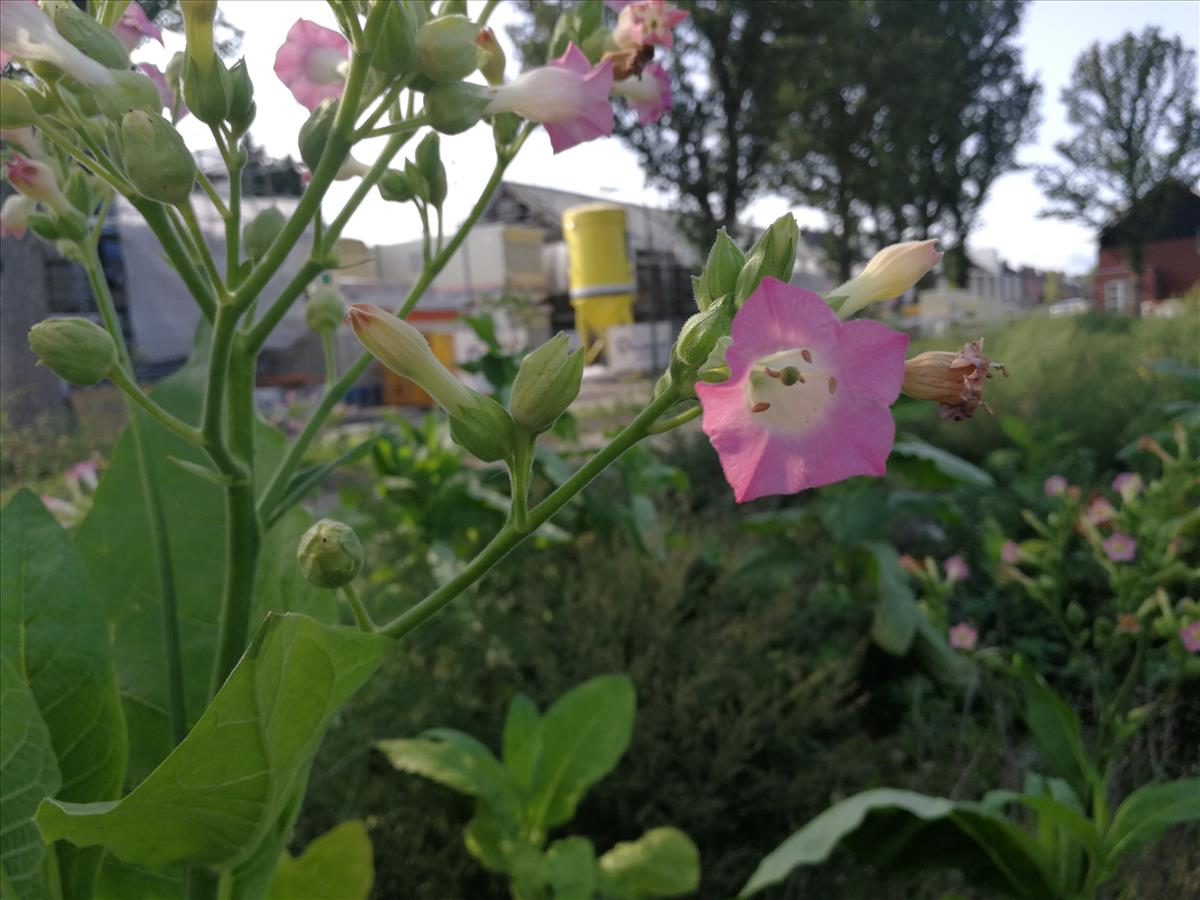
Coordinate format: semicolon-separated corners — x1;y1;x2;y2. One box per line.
891;437;995;487
36;613;389;872
544;836;598;899
0;659;61;900
74;353;337;782
739;789;1057;899
1016;660;1098;803
264;820;374;900
865;542;919;655
1;490;128;896
598;827;701;898
502;693;543;792
529;674;636;829
1103;778;1200;864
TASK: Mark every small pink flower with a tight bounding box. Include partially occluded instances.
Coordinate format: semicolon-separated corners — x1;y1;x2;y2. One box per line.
485;43;614;154
1085;496;1117;526
1001;540;1022;564
948;622;977;651
5;153;69;213
1103;532;1136;563
66;460;99;491
1117;613;1141;635
943;555;970;582
1180;622;1200;654
0;194;34;238
695;278;908;502
612;61;671;124
613;0;689;50
1044;475;1068;497
274;18;350;112
1112;472;1143;500
113;3;162;51
898;553;923;575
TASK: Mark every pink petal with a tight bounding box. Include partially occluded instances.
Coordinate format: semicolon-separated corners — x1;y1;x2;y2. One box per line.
833;318;909;405
552;42;594;76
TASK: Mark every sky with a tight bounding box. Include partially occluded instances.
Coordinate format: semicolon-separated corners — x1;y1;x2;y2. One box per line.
137;0;1200;275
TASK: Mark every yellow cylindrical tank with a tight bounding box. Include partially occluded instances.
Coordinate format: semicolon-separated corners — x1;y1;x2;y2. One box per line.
562;203;635;362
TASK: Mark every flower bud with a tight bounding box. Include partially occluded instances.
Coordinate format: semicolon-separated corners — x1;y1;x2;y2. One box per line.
47;1;130;70
4;154;67;209
672;305;732;374
93;69;163;121
415;15;481;83
414;132;447;208
227;58;256;135
492;111;521;146
476;27;506;85
375;0;418;78
733;214;798;307
423;81;489;135
833;240;942;318
183;53;231;126
306;280;345;335
347;304;476;416
120;110;197;206
450;393;517;461
0;194;36;239
180;0;218;74
242;207;286;260
298;98;339;171
901;339;1000;421
28;317;118;385
0;81;39;129
296;518;363;589
510;333;584;433
378;168;416;203
696;228;744;311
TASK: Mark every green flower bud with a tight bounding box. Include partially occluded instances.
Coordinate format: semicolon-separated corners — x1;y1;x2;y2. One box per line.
672;305;732;372
306;280;345;335
1065;601;1086;628
378;169;416;203
93;69;163;121
450;393;517;462
297;519;364;589
375;0;418;78
414;132;447;208
227;58;256;135
403;159;430;201
120;110;196;206
697;229;744;311
28;317;118;385
48;1;130;71
491;111;521;147
510;333;584;433
0;81;39;129
181;0;218;74
423;81;489;135
416;15;481;83
242;207;286;261
28;213;64;242
183;54;231;127
299;99;339;172
733;213;799;307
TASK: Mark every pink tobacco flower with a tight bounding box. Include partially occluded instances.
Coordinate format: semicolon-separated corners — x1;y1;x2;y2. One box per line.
1103;532;1136;563
1001;540;1022;565
1043;474;1068;497
1112;472;1143;501
5;153;70;214
1180;622;1200;654
137;62;186;119
485;43;614;154
948;622;978;651
695;277;908;503
0;194;34;238
612;61;671;124
274;18;350;112
1084;496;1116;526
943;555;970;583
612;0;689;50
113;3;162;51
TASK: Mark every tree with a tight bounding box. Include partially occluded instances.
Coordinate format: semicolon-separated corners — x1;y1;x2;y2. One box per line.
1036;27;1200;300
509;0;797;253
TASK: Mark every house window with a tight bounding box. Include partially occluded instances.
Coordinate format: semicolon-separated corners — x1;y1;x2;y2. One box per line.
1104;278;1133;313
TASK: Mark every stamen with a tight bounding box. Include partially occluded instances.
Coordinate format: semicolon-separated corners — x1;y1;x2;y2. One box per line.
801;349;813;364
764;367;782;379
751;402;771;413
827;376;838;394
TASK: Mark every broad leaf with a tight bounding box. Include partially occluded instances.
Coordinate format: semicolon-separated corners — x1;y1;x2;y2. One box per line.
0;659;61;899
1104;778;1200;863
95;858;182;899
502;693;543;792
0;490;127;896
599;827;701;898
36;613;388;871
739;789;1057;899
529;674;635;829
74;353;336;782
891;437;995;487
265;820;374;900
1016;659;1098;803
545;836;598;899
865;542;919;655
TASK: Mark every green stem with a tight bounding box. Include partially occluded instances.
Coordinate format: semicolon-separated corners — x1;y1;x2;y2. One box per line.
224;140;242;288
130;199;218;321
177;201;228;303
244;261;324;356
322;332;338;385
478;0;501;25
380;390;678;639
79;243;188;746
356;82;407;135
108;367;204;446
342;584;375;633
195;169;231;219
356;114;430;141
508;432;534;532
201;307;245;478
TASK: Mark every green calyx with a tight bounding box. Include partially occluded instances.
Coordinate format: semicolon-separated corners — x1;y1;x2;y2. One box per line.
450;393;517;462
509;333;585;434
297;519;364;589
28;317;118;386
119;110;197;206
